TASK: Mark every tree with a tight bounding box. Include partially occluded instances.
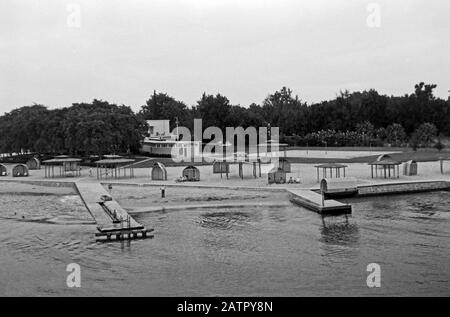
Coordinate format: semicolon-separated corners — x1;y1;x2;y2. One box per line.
194;93;233;131
434;136;445;152
140;91;192;130
385;123;407;147
413;122;438;148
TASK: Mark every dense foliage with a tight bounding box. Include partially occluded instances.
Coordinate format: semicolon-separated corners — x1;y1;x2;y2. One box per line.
0;100;147;156
1;83;449;155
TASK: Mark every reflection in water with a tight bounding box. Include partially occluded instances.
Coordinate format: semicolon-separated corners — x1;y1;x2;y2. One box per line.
319;215;360;261
198;210;261;231
320;215;360;246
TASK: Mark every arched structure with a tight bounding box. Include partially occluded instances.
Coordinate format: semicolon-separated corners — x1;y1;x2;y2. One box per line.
26;157;41;170
0;164;7;176
12;164;29;177
182;165;200;181
403;160;418;176
151;162;167;180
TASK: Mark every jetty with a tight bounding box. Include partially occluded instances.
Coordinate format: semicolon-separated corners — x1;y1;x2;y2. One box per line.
288;189;352;214
75;181;153;241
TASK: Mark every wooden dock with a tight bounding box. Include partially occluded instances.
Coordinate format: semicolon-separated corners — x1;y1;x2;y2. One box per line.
75;181;153;241
288;189;352;214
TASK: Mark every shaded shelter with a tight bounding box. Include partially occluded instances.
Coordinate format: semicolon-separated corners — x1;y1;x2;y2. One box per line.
43;157;82;178
96;158;135;180
314;163;348;183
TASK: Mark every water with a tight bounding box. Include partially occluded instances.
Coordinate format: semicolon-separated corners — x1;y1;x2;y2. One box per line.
0;191;449;296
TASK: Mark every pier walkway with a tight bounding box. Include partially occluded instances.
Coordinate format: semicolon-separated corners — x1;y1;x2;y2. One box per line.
75;181;152;241
288;189;352;214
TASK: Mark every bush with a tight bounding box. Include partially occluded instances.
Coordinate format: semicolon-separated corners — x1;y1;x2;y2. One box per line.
434;139;445;152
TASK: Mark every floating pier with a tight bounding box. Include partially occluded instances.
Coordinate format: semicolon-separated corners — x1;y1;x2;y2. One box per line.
75;181;153;241
288;189;352;214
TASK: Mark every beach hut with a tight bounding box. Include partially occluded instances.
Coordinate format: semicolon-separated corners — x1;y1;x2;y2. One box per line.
182;165;200;181
268;167;286;184
151;162;167;180
279;158;291;173
213;160;230;179
26;157;41;170
0;164;7;176
213;161;230;174
12;164;29;177
403;160;418;176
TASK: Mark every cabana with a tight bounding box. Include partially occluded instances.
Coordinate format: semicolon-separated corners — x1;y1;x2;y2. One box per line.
314;163;348;183
268;167;286;184
26;157;41;170
151;162;167;180
12;164;29;177
0;164;7;176
369;159;401;179
43;157;82;178
95;157;135;180
182;166;200;181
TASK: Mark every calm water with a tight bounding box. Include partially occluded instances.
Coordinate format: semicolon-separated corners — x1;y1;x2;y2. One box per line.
0;191;449;296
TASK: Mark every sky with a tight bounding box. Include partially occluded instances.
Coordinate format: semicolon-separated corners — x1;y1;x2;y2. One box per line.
1;0;450;114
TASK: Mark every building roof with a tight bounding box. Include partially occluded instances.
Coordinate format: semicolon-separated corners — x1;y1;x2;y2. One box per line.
368;159;401;166
95;159;135;165
43;158;82;164
315;163;348;168
103;155;123;159
152;162;167;174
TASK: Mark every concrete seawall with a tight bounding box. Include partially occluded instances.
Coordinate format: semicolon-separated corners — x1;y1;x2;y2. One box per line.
358;180;450;197
0;179;76;189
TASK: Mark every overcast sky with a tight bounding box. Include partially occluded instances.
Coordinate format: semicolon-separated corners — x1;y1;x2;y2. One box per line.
1;0;449;114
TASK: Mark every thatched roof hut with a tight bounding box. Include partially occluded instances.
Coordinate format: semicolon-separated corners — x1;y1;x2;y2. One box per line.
182;166;200;181
12;164;29;177
151;162;167;180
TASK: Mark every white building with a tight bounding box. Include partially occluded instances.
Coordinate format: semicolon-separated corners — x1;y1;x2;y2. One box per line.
141;120;201;158
146;120;171;138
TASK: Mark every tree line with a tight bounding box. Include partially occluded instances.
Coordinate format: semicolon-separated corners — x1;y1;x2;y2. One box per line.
0;82;448;156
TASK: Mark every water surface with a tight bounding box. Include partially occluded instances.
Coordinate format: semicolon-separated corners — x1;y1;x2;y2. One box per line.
0;191;449;296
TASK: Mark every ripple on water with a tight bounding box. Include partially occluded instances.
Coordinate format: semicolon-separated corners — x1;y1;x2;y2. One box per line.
0;191;449;296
